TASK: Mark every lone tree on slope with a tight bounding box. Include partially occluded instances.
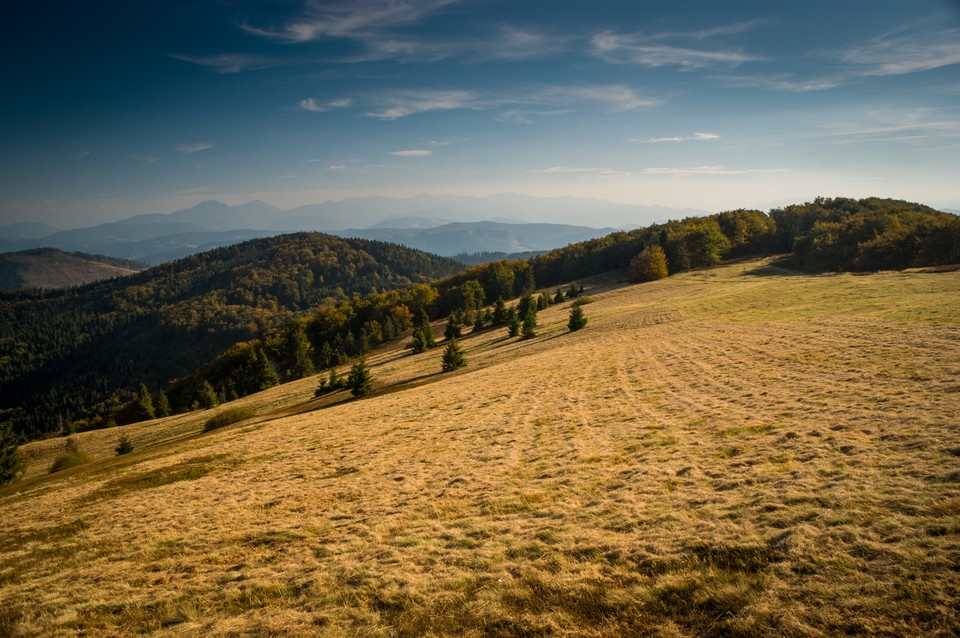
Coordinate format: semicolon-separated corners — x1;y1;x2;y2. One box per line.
441;339;467;372
348;359;373;397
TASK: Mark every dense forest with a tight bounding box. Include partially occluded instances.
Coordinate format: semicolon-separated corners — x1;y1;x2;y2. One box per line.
0;234;462;439
2;198;957;442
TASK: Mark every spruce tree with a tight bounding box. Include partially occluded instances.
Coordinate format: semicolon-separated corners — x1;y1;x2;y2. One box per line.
568;303;587;332
553;288;565;304
133;383;155;422
115;434;134;455
444;312;463;340
284;325;314;380
0;422;24;486
521;306;538;339
507;308;521;337
441;339;467;372
414;309;436;348
411;328;430;353
492;298;507;325
251;347;279;391
154;390;171;417
538;292;550;310
195;380;219;409
567;282;581;298
348;359;373;397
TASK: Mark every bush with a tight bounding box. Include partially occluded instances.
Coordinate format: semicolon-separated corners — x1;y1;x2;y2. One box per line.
629;245;670;282
115;434;134;455
49;438;93;473
203;407;256;432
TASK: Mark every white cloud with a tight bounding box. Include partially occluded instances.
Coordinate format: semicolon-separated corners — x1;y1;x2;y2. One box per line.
243;0;461;42
631;132;720;143
640;166;786;175
591;29;767;69
530;166;629;178
838;25;960;77
300;97;353;112
720;74;843;92
389;149;433;157
367;90;478;119
168;53;277;74
177;143;213;154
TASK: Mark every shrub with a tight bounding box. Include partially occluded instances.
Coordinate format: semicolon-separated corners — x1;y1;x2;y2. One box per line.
629;245;670;282
0;422;24;485
115;435;134;455
49;438;93;473
203;407;256;432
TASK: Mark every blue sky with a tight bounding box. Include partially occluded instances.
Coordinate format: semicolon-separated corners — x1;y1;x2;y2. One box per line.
2;0;959;227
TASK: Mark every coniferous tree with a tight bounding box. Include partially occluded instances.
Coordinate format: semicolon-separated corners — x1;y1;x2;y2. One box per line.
492;298;507;325
284;324;314;380
154;390;170;417
0;422;24;486
538;292;550;310
567;282;581;298
441;339;467;372
411;329;431;354
444;312;463;340
507;308;521;337
413;309;436;349
115;434;134;455
521;305;538;339
132;383;155;422
517;293;534;319
568;303;588;332
348;359;373;397
251;347;279;392
553;288;566;304
195;380;219;410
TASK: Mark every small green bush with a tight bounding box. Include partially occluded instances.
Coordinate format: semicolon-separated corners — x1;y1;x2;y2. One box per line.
49;438;93;473
115;434;134;455
203;407;256;432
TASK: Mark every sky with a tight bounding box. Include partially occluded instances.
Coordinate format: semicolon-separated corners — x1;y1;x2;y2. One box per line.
2;0;959;227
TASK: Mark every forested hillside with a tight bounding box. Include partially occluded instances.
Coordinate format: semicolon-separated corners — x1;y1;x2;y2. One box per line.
0;234;462;438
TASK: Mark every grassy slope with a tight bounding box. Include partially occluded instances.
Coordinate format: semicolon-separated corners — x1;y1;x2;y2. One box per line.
2;258;959;637
0;252;142;290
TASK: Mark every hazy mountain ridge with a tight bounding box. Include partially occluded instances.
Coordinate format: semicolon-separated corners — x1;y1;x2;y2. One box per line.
0;194;703;265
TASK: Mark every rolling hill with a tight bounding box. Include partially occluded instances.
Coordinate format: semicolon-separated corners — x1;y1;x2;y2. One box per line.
0;233;463;439
0;248;146;290
2;259;957;636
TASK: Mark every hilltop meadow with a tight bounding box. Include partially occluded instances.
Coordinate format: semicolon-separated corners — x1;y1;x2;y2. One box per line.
2;258;958;637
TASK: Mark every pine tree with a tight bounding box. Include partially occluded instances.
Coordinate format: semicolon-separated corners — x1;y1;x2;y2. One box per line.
537;292;550;310
115;434;134;455
441;339;467;372
444;312;463;340
567;282;581;298
414;309;435;348
195;380;219;410
133;383;155;422
251;347;279;391
348;359;373;397
284;324;314;380
492;298;507;325
568;303;588;332
517;293;534;318
521;306;538;339
411;328;431;353
553;288;566;304
507;308;521;337
154;390;171;417
0;421;24;486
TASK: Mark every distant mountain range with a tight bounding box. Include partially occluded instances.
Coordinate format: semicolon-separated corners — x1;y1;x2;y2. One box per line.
0;194;705;265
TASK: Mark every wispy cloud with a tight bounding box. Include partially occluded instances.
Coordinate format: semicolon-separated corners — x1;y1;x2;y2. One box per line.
299;97;353;112
366;89;479;119
495;109;574;124
177;143;213;154
836;25;960;76
168;53;278;74
640;166;786;175
243;0;461;42
538;85;662;110
719;73;843;92
530;166;629;178
591;20;769;70
389;149;433;157
630;132;720;143
176;187;208;195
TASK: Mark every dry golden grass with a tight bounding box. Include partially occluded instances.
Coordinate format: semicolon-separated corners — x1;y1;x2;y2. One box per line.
2;258;959;637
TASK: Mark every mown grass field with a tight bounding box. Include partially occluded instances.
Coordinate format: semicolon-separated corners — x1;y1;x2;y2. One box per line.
2;258;958;637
